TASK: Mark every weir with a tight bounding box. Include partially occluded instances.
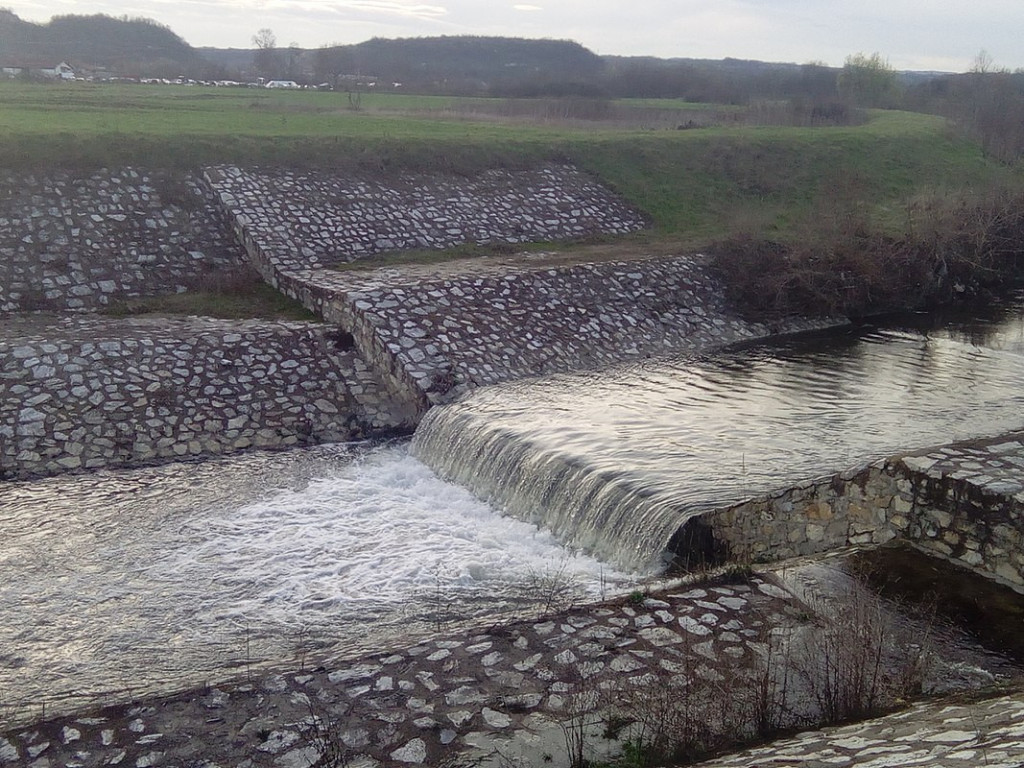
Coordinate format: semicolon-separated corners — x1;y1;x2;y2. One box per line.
5;164;1024;766
412;315;1024;573
412;411;685;572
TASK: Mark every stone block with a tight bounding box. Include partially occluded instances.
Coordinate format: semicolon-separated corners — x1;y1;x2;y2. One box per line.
805;501;834;521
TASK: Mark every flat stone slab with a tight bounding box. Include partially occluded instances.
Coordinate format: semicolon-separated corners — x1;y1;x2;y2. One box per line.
901;432;1024;498
694;691;1024;767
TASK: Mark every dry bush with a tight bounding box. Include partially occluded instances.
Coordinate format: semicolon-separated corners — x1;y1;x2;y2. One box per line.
788;582;934;725
555;578;933;767
713;188;1024;321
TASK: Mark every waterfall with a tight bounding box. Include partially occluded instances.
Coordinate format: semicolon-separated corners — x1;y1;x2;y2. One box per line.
411;316;1024;576
411;403;699;573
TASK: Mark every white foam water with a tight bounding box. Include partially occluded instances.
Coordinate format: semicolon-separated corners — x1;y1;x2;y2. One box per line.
0;443;628;724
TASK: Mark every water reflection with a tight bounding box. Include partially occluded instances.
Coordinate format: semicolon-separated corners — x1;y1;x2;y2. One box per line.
414;304;1024;570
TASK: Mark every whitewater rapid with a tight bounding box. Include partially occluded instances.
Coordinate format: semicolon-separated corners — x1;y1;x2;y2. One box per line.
0;443;629;724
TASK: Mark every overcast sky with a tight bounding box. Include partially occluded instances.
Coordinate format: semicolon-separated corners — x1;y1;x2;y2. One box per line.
10;0;1024;72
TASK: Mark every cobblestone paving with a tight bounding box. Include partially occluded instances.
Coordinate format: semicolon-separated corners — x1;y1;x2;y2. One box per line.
902;434;1024;501
207;164;834;406
0;579;805;767
695;692;1024;768
0;569;1015;768
205;165;645;271
0;315;409;478
0;169;243;313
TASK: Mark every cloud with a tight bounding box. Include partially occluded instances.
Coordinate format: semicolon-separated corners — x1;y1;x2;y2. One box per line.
513;4;542;10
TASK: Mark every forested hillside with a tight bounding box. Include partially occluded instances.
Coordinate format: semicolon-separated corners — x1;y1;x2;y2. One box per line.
306;36;605;95
0;10;207;76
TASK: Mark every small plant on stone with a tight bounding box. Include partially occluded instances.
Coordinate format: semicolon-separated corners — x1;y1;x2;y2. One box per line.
522;558;583;615
625;590;647;606
557;666;603;768
300;693;353;768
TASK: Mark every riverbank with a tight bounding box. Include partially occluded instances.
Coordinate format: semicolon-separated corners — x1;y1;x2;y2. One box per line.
1;162;838;478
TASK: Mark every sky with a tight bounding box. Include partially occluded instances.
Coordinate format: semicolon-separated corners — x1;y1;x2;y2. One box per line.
9;0;1024;72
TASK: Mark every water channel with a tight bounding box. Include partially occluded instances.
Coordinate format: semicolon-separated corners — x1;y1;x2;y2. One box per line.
414;299;1024;570
2;298;1023;725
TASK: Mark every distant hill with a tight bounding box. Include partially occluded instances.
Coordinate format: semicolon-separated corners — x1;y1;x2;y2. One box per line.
0;10;951;102
0;10;208;76
282;36;607;95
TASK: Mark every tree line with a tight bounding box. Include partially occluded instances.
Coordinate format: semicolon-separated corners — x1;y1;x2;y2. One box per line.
4;8;1021;163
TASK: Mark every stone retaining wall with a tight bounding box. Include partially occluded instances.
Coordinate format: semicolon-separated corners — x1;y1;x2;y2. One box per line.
0;317;412;479
898;437;1024;589
322;256;833;404
206;165;830;408
680;433;1024;592
205;165;646;270
0;169;246;312
205;164;668;410
680;464;900;566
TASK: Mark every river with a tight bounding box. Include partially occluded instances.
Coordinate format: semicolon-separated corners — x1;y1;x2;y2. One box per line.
3;297;1023;724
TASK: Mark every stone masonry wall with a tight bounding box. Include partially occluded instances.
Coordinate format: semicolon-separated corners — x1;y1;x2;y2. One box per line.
0;169;246;312
682;433;1024;592
205;165;646;270
689;464;901;564
316;255;831;404
207;164;828;409
897;436;1024;589
1;163;829;475
206;164;653;413
0;316;411;479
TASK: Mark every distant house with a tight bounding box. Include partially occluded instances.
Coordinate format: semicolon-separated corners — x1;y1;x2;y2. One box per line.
1;61;75;80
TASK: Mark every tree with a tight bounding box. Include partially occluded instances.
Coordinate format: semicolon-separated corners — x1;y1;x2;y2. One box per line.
837;52;899;108
971;49;995;75
252;27;282;80
252;27;275;50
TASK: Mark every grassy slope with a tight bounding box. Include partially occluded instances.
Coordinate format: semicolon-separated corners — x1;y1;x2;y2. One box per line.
1;82;1017;248
569;112;1018;244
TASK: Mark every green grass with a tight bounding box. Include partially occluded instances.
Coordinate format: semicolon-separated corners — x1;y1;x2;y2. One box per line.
2;82;1020;248
566;111;1021;242
100;279;318;321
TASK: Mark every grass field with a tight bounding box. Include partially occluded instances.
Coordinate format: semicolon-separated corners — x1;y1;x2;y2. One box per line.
1;81;1020;248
